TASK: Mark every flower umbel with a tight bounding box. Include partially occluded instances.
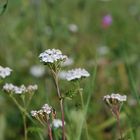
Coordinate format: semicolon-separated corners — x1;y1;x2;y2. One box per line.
103;93;127;109
52;119;65;128
39;49;67;64
65;68;90;81
31;103;53;124
103;93;127;140
0;66;12;79
3;83;38;94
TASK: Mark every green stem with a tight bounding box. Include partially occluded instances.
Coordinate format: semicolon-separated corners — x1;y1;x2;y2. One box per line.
52;70;65;140
22;113;28;140
116;113;123;140
78;86;89;140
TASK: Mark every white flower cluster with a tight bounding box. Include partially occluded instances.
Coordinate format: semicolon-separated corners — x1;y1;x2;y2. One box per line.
52;119;65;128
65;68;90;81
61;57;74;67
58;71;67;80
31;103;52;118
68;24;78;33
0;66;12;79
103;93;127;102
3;83;38;94
39;49;67;64
30;65;45;78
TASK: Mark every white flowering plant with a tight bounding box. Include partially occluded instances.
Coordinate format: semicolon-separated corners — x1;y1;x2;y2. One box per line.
103;93;127;139
2;71;38;140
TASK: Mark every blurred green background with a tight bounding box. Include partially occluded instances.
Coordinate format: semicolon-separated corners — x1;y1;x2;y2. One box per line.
0;0;140;140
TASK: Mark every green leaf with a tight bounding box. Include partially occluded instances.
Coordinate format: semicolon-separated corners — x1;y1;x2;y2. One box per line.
0;0;8;16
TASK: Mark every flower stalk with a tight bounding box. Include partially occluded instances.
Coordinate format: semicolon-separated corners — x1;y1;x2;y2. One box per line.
52;70;65;140
103;93;127;140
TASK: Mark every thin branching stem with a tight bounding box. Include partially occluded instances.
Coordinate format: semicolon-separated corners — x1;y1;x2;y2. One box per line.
46;119;53;140
116;113;123;140
22;113;28;140
51;69;65;140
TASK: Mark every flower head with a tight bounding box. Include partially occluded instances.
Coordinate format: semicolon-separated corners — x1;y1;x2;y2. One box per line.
27;85;38;93
30;65;45;78
58;70;67;80
103;93;127;106
31;103;54;125
42;104;52;115
68;24;78;33
52;119;65;128
65;68;90;81
0;66;12;79
103;93;127;117
39;49;67;64
61;57;74;67
3;83;38;94
31;110;38;117
101;14;112;29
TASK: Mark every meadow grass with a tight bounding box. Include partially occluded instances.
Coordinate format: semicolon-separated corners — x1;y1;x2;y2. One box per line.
0;0;140;140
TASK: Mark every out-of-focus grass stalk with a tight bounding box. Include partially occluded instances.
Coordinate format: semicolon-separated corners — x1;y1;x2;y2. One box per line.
122;43;140;105
77;62;97;140
93;113;126;132
76;81;89;140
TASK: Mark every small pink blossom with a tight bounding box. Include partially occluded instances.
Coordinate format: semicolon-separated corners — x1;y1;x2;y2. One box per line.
101;14;112;29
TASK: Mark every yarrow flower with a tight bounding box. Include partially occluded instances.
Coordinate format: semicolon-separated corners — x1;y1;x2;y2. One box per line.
31;110;38;117
58;70;67;80
3;83;38;94
68;24;78;33
52;119;65;128
61;57;74;67
42;104;52;115
65;68;90;81
0;66;12;79
29;65;45;78
103;93;127;118
103;93;127;106
26;85;38;93
31;103;53;124
39;49;67;64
